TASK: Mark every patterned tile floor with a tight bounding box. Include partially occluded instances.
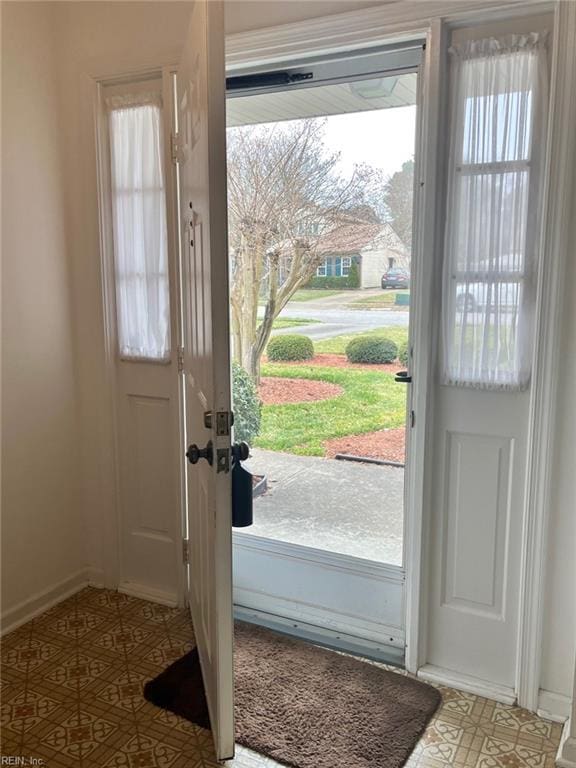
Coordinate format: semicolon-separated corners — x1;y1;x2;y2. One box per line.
0;587;563;767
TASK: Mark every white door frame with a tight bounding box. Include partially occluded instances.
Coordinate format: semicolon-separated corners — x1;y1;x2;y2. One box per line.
225;0;576;714
227;38;425;659
516;0;576;714
226;7;445;670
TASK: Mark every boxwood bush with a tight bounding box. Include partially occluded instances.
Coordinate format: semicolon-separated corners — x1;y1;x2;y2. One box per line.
232;362;261;444
398;340;409;366
267;334;314;362
345;335;398;364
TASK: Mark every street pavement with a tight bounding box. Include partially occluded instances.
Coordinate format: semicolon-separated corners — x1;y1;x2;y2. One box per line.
259;289;410;340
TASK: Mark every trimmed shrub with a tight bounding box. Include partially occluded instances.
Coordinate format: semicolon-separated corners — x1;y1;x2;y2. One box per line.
232;362;261;444
267;334;314;362
345;335;398;364
305;259;360;290
347;260;360;289
398;341;409;366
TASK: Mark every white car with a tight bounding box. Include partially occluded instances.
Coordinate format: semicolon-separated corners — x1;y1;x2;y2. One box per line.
455;254;523;312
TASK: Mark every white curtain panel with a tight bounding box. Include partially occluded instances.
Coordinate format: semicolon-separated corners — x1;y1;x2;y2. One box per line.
442;34;548;389
107;94;170;360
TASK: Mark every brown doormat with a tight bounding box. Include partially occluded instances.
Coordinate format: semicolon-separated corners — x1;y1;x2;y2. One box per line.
144;622;441;768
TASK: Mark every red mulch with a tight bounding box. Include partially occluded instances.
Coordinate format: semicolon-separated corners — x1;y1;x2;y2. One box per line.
324;427;406;464
259;377;344;406
264;354;405;373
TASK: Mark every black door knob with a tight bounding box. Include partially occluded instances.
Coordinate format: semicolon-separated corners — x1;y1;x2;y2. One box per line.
186;441;214;466
232;441;250;462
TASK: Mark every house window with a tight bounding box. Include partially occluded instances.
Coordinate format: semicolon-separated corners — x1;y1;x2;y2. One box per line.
106;92;170;360
296;220;321;236
342;257;352;276
441;34;548;389
316;260;327;277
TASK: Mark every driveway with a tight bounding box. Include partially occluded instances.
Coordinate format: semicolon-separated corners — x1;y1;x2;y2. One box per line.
243;448;404;566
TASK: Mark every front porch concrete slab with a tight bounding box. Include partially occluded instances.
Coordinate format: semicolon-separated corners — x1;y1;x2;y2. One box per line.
243;448;404;565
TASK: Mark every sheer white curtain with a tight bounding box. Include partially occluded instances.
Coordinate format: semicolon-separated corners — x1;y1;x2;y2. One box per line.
107;93;171;360
442;34;548;389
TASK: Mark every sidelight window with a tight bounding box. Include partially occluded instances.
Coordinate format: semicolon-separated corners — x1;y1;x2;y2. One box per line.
441;34;548;389
107;92;171;360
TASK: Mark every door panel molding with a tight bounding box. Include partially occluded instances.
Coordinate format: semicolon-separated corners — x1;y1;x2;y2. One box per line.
441;432;513;619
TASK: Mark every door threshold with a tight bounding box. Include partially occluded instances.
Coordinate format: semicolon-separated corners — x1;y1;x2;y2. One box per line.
234;604;405;667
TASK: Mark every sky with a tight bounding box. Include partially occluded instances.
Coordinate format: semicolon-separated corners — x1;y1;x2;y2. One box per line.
322;106;417;179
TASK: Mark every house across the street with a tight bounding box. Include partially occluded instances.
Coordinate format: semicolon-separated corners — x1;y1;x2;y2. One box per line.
313;220;409;288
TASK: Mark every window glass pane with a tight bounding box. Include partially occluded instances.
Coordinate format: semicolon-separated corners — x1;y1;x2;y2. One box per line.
460;53;535;164
442;37;547;389
453;171;529;273
109;101;170;359
451;280;523;386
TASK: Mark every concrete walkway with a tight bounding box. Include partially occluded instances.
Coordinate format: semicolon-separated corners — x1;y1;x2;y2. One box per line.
243;448;404;565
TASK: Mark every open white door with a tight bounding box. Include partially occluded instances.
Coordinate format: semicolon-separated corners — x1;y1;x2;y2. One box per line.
177;1;234;760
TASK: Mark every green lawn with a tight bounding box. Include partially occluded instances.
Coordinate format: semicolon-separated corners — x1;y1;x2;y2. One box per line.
288;289;347;302
270;317;319;329
348;290;409;309
255;364;405;456
314;326;409;355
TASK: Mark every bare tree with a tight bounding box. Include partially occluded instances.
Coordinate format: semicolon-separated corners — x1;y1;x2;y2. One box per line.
383;159;414;251
227;119;373;381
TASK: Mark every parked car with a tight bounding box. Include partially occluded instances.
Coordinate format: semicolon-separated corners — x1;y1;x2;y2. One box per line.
455;254;523;311
381;268;410;289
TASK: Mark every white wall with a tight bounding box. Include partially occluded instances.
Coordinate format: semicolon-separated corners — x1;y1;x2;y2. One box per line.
1;3;85;620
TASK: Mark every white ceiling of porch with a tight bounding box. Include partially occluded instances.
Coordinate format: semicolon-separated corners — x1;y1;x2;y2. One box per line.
226;72;417;127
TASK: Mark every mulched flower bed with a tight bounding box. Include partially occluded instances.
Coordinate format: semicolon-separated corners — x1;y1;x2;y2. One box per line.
324;427;406;464
259;377;344;406
264;353;405;373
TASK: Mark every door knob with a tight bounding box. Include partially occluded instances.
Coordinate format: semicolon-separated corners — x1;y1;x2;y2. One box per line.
232;441;250;462
186;440;213;466
394;370;412;384
231;442;252;527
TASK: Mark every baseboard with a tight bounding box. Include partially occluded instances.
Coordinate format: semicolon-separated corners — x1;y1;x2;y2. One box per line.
556;718;576;768
117;580;178;607
1;568;104;635
417;664;516;705
538;689;571;723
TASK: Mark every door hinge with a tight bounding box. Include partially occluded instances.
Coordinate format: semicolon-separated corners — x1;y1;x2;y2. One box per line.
182;538;189;565
177;346;184;374
171;132;180;165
